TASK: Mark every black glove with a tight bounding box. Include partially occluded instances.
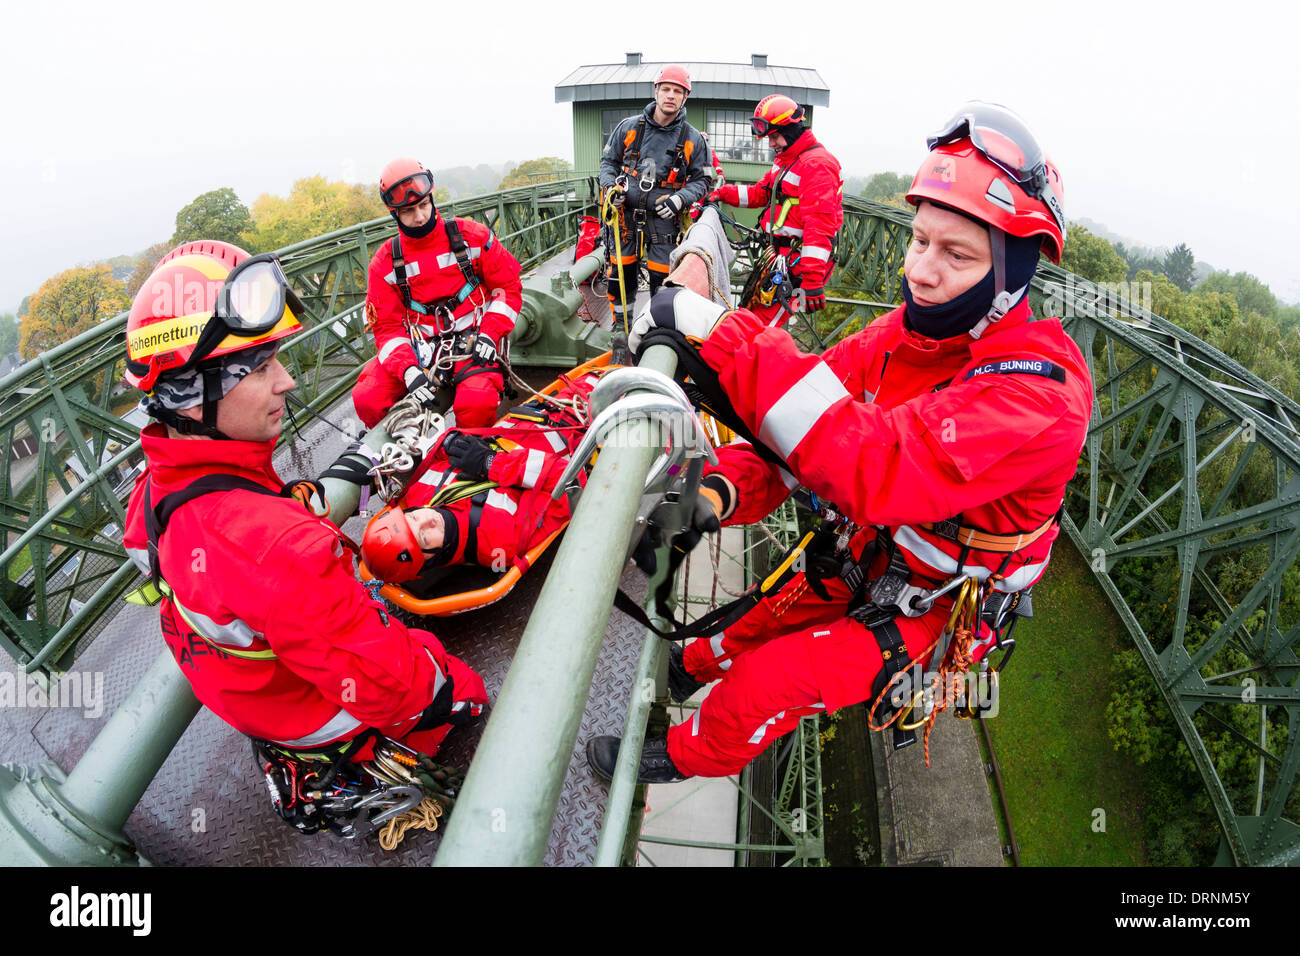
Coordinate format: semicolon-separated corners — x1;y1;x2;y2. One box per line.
403;367;440;408
655;193;684;220
468;333;500;369
444;431;495;477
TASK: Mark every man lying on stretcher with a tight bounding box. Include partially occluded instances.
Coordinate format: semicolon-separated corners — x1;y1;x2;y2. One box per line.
360;368;601;583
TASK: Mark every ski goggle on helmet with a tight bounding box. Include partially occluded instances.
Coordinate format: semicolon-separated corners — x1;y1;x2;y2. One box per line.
381;170;435;209
125;242;304;393
926;101;1065;237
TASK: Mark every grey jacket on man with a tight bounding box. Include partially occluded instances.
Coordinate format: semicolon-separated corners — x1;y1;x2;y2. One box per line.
599;102;712;240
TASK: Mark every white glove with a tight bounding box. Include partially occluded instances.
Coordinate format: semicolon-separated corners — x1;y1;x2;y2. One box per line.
654;193;684;220
628;287;727;354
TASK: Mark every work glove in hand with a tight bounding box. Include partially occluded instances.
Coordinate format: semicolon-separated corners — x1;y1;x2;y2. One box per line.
403;366;440;409
443;431;495;478
654;193;684;220
628;287;727;354
800;286;826;312
468;333;500;369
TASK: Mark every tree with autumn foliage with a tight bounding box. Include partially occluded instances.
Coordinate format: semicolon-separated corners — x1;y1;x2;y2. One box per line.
20;265;130;359
497;158;571;190
240;176;388;252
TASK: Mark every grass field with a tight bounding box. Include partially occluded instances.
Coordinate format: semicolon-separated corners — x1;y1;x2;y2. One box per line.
982;539;1150;865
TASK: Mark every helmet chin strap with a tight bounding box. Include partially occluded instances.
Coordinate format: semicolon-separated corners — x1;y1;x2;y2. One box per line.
968;227;1027;340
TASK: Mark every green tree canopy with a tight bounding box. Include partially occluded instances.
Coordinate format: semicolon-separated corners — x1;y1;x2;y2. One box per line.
497;157;572;190
19;265;130;359
858;171;911;206
0;313;19;356
1060;224;1127;284
172;187;254;246
1197;270;1278;320
240;177;388;252
1162;242;1196;292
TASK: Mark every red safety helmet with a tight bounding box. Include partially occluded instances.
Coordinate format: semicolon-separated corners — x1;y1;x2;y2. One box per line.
906;101;1065;263
750;94;804;137
379;157;436;210
362;505;425;583
125;240;303;393
654;64;692;93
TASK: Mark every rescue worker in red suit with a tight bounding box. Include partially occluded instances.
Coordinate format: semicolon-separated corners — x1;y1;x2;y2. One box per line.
709;94;844;326
122;240;487;760
598;65;711;357
353;157;523;429
588;102;1091;782
361;371;602;581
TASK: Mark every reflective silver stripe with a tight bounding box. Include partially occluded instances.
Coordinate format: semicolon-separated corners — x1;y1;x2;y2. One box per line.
747;702;825;745
522;449;546;489
486;490;517;515
709;634;726;660
437;248;482;269
486;300;518;321
384;261;421;285
802;244;831;263
773;225;804;237
378;338;410;363
782;170;801;187
126;547;150;575
417;468;450;486
737;185;749;206
779;468;799;491
543;428;566;452
170;593;260;648
273;708;365;749
690;706;702;736
892;525;1052;592
757;362;850;459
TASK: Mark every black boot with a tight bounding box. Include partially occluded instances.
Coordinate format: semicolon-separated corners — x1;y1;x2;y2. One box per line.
586;734;688;784
668;642;707;703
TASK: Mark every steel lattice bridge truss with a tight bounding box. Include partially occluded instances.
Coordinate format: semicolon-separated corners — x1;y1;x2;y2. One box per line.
2;186;1297;865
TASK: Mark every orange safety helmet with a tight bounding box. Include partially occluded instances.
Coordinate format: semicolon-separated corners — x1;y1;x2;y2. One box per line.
379;157;436;210
362;505;425;583
654;64;692;93
906;101;1065;263
125;240;303;393
750;94;805;137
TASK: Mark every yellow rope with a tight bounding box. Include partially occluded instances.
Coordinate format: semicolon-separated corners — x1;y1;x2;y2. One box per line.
377;796;445;851
600;187;630;333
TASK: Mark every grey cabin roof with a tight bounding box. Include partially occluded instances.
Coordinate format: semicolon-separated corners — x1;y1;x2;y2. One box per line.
555;55;829;108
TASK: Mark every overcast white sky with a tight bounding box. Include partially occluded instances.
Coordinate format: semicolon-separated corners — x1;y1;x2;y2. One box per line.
2;0;1296;317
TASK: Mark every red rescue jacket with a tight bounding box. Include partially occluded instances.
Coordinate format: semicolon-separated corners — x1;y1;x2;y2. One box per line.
702;300;1093;593
123;426;452;748
715;131;844;290
365;215;523;382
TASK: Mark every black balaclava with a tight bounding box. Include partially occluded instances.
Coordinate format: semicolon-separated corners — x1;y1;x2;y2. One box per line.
395;205;440;240
903;229;1043;339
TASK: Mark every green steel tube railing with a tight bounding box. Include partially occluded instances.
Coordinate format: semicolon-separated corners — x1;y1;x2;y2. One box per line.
433;345;680;866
